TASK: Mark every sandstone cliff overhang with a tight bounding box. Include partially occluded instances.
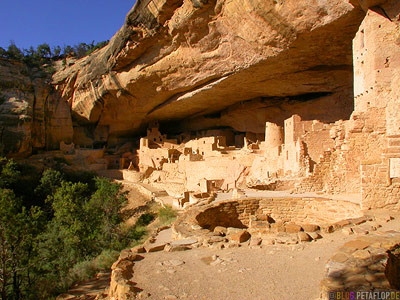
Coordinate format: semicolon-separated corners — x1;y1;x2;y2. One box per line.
53;0;366;141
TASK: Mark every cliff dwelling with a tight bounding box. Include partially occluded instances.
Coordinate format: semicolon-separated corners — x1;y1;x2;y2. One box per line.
1;0;400;299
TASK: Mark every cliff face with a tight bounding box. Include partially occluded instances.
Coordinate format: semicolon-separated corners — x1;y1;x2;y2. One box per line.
53;0;365;145
0;58;73;157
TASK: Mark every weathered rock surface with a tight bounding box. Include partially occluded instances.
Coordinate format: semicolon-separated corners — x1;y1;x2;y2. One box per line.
0;58;73;156
53;0;365;146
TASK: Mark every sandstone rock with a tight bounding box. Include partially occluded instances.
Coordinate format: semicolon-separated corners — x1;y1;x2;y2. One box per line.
52;0;364;145
352;227;369;235
207;236;227;244
137;292;151;299
0;58;73;156
261;237;275;246
321;225;334;233
333;220;351;229
229;230;251;243
342;227;354;235
164;244;190;252
226;227;243;235
270;222;286;233
170;238;198;246
214;226;227;236
131;245;146;254
351;217;368;226
342;240;371;251
144;242;166;253
298;232;312;242
250;237;262;247
309;232;322;240
331;252;349;263
118;249;138;261
111;259;134;272
352;249;371;260
285;224;303;233
301;224;320;232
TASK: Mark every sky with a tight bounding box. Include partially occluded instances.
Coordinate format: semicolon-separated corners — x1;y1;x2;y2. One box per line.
0;0;136;50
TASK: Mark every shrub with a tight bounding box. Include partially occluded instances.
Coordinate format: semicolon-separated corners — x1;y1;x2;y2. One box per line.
136;212;155;227
158;205;177;225
94;249;120;270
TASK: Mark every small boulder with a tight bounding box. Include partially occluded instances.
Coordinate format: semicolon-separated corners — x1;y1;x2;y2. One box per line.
250;237;262;247
309;232;322;240
302;224;320;232
229;230;251;243
285;223;303;233
298;232;312;242
214;226;227;236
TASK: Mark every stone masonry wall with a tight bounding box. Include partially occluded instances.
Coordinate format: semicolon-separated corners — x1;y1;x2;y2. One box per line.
195;198;363;230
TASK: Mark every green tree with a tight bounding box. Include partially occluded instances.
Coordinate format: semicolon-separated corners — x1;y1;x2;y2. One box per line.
36;43;51;58
0;189;43;300
52;45;62;57
0;159;21;189
6;42;23;60
89;177;127;248
35;169;64;201
63;45;74;56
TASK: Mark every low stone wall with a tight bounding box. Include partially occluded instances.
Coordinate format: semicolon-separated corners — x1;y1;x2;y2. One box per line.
320;232;400;299
195;197;363;231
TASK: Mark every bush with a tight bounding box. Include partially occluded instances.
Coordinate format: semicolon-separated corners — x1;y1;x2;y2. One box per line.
158;205;177;225
0;157;155;299
136;212;155;227
94;249;120;270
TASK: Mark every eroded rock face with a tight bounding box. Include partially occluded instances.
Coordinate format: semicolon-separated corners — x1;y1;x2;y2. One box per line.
0;58;73;157
53;0;365;145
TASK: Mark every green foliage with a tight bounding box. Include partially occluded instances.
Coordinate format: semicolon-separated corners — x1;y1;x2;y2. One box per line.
0;188;44;300
6;41;23;60
158;205;177;225
89;177;127;248
35;169;64;200
0;40;109;62
36;43;51;58
136;212;155;227
0;158;21;188
0;158;150;298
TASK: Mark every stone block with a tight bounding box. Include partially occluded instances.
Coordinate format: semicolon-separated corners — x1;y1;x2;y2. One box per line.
302;224;320;232
229;230;251;243
298;232;312;242
309;232;322;240
271;222;286;233
342;240;371;251
285;223;303;233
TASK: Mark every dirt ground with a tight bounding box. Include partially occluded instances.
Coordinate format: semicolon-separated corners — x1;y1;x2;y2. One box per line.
132;232;351;300
131;211;400;300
